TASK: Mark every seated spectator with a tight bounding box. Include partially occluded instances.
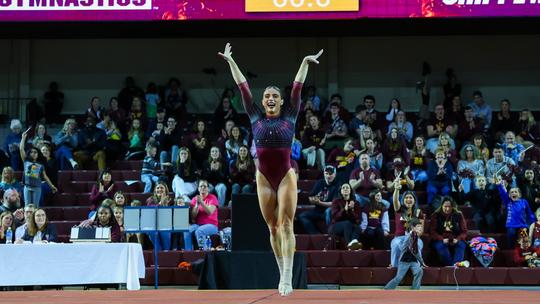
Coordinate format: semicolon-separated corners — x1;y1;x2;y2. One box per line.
298;165;340;234
409;136;429;184
446;94;464;124
349;153;385;207
323;102;348;150
146;107;166;140
497;178;535;247
190;119;211;168
0;166;23;195
216;119;235;152
129;97;147;128
89;169;115;211
428;133;457;166
53;118;79;170
108;97;128;133
214;96;237;135
390;182;424;267
126;118;146;159
425;104;456;152
301;115;326;170
183;180;219;250
146;181;173;250
43;81;64;124
502;131;525;164
90;205;122;243
360;190;390;250
15;204;36;241
329;183;362;250
384;218;426;290
457;144;485;194
361;95;382;140
303;85;322;112
514;229;540;268
472;133;490;163
387;110;413;144
73;116;107;170
468;90;492;131
529;208;540;250
358;125;375;150
142;144;168;193
456;106;484;145
157;116;182;170
427;149;453;206
118;76;145;113
362;138;383;170
28;123;52;148
516;109;540;145
172;147;198;203
18;208;57;243
98;113;124;160
20;131;57;207
459;176;500;233
323;93;351;125
201;146;229;207
0;189;23;217
225;126;248;164
229;145;255;198
520;169;540;212
382;127;410;171
113;206;124;235
492;99;518;142
349;105;366;140
327;138;359;184
3;119;23;171
430;196;468;266
385;157;414;193
486;145;516;188
85;96;105;122
0;211;15;244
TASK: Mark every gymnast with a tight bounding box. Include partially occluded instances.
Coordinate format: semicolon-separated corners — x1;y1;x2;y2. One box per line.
219;43;323;296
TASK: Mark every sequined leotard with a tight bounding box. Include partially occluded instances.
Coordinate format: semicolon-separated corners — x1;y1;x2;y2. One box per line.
238;81;303;191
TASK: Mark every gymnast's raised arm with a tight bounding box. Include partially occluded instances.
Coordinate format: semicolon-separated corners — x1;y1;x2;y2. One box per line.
219;43;247;85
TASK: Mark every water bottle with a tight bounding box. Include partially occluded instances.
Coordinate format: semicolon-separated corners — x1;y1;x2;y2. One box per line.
5;227;12;244
205;235;212;251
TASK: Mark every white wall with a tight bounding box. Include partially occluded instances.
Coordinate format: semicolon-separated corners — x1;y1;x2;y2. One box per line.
0;35;538;116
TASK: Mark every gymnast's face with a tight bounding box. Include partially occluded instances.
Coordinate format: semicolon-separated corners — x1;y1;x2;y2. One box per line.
262;88;283;118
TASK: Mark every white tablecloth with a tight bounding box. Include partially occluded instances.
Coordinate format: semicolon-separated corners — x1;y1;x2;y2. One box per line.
0;243;145;290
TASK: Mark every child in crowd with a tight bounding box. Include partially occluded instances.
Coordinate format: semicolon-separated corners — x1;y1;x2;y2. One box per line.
141;144;170;193
514;229;540;268
361;190;390;250
529;208;540;249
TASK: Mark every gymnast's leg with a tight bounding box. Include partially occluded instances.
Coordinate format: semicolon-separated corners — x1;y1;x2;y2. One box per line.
255;171;283;293
276;168;298;296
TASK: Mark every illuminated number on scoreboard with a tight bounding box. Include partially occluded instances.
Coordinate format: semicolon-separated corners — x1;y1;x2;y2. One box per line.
290;0;304;7
273;0;287;7
316;0;330;7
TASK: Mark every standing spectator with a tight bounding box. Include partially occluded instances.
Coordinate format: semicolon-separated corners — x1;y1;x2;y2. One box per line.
497;178;535;247
431;132;458;168
362;95;382;140
201;146;228;207
118;76;145;113
301;115;326;170
39;145;59;205
349;153;385;207
214;96;237;135
172;147;198;203
468;90;492;131
190;119;211;168
446;95;465;124
73;116;107;170
298;165;340;234
145;82;160;122
216;119;235;152
323;102;348;150
229;145;255;198
502;131;525;164
20;130;57;207
427;150;453;206
158;116;182;170
3;119;23;171
329;183;362;250
43;81;64;124
89;170;115;211
430;196;468;266
358;125;376;150
183;180;219;250
360;190;390;250
443;68;462;110
85;96;105;122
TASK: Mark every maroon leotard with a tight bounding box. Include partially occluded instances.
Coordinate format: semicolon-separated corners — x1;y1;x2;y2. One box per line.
238;81;303;191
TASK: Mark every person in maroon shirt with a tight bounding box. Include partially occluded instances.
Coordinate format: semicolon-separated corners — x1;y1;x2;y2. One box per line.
91;205;122;243
349;153;384;207
89;170;115;211
426;104;457;152
220;43;323;296
382;127;410;171
229;145;255;196
329;183;362;250
457;106;484;146
430;196;468;266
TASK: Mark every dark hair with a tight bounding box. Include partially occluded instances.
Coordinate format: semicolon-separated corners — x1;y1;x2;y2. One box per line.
367;190;385;212
387;98;401;112
97;169;113;186
407;217;421;230
472;90;483;98
363;95;376;103
192;118;207;135
338;183;354;200
355;104;367;114
464;106;473;112
434;196;461;215
330;93;342;102
93;205;120;229
493;143;504;151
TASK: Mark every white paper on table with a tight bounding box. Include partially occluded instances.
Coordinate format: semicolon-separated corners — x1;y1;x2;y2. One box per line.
70;227;79;239
95;227;103;239
102;227;111;240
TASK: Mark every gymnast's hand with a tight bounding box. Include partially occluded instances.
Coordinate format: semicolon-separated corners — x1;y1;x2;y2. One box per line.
218;43;234;63
303;49;324;65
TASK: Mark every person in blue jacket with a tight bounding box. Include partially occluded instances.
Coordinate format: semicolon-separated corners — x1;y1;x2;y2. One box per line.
497;177;535;247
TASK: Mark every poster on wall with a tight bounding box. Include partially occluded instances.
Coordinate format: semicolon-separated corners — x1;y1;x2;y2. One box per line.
0;0;539;21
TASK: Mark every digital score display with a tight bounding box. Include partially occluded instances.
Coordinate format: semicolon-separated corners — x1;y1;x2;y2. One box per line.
245;0;359;12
